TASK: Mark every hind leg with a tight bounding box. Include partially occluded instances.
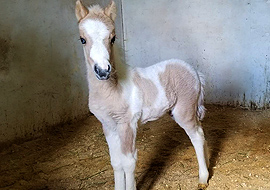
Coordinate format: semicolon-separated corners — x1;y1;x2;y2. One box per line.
171;105;209;189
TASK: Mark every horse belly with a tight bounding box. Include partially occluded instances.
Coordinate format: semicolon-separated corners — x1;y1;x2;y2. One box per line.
140;102;169;124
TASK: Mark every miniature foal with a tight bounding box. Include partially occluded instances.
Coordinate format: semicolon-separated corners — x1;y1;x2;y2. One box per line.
75;1;209;189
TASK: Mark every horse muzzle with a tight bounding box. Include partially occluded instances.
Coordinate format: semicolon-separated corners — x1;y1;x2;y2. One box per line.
94;64;111;80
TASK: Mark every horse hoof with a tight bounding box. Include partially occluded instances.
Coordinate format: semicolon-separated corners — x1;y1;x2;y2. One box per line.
198;183;208;190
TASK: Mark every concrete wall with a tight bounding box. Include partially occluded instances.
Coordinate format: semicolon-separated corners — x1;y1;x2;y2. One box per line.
1;0;269;143
0;0;123;144
122;0;270;108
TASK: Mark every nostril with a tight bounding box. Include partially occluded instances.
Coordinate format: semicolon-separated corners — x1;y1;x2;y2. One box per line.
94;64;99;74
107;65;111;72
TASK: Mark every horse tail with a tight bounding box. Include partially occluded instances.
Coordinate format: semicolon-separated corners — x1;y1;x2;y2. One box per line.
197;71;206;121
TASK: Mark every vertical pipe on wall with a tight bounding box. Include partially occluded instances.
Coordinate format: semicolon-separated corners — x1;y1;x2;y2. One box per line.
119;0;126;62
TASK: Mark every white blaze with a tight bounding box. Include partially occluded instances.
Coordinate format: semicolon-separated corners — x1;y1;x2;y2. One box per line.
82;20;110;70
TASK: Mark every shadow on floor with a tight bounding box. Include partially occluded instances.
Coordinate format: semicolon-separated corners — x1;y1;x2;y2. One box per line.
137;105;236;189
136;114;194;189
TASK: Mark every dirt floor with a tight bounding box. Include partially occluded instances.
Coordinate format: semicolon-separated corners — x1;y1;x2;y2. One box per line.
0;105;270;190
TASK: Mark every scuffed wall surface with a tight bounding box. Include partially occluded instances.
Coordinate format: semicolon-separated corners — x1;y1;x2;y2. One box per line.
0;0;123;143
0;0;88;143
0;0;121;143
122;0;270;108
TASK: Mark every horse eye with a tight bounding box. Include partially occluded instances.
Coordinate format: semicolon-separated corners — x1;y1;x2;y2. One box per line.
80;37;86;44
111;35;116;44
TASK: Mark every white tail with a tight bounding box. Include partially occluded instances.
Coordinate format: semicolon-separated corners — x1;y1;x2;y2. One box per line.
197;72;206;121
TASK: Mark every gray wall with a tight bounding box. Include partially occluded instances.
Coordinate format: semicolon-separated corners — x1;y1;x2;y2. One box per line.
1;0;269;143
123;0;270;108
0;0;123;144
0;0;87;143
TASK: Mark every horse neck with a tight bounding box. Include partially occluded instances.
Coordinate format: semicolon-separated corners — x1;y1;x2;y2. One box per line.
87;69;118;96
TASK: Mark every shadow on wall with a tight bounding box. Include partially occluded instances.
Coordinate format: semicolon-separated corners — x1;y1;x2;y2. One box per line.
0;0;88;145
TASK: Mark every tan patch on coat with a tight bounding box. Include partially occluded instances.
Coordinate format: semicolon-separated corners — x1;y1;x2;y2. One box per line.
118;123;135;155
159;64;198;121
133;72;158;107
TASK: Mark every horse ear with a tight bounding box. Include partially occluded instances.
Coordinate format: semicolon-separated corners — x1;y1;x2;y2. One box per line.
75;0;89;21
105;1;116;21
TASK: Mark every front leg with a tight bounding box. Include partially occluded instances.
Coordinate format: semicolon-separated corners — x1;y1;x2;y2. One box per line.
118;123;137;190
104;123;137;190
105;130;125;190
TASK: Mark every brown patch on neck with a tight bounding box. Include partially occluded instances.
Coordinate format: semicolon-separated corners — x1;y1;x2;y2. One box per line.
133;72;158;106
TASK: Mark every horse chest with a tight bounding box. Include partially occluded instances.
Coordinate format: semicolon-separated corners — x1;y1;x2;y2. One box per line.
88;92;130;123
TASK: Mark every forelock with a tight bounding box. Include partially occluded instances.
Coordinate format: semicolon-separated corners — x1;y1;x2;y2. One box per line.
79;5;114;31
